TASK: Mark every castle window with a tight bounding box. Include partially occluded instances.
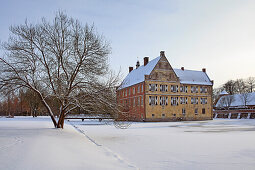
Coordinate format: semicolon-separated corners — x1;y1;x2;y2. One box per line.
171;85;178;92
171;97;179;106
141;96;143;106
185;86;188;93
160;96;168;105
182;108;186;115
133;87;135;94
200;86;208;93
191;97;198;104
149;84;158;91
180;97;187;104
200;98;207;104
160;85;168;92
149;96;158;105
191;86;198;93
141;84;143;92
202;108;206;114
180;86;184;92
195;108;198;115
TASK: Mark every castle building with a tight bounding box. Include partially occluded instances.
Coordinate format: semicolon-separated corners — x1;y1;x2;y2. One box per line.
117;51;213;121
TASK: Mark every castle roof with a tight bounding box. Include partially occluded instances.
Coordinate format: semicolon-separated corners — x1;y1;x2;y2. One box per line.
118;56;213;90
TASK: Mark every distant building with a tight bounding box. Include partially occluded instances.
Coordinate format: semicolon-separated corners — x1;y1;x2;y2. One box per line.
116;51;213;121
215;92;255;110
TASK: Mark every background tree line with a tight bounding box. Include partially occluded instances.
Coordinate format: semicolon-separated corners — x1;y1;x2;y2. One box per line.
213;77;255;109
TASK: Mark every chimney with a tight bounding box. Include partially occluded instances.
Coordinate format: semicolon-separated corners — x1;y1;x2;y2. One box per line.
129;67;133;73
202;68;206;72
136;61;140;69
144;57;149;66
160;51;165;57
181;67;184;71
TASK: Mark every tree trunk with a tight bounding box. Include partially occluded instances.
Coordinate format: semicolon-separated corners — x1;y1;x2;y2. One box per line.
57;112;65;128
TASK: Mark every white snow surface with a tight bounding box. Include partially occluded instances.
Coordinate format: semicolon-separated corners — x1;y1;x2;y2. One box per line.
216;92;255;107
118;56;212;89
73;119;255;170
220;90;229;95
0;117;135;170
2;117;255;170
174;68;213;85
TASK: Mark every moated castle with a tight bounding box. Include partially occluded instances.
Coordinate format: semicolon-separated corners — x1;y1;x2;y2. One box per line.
117;51;213;121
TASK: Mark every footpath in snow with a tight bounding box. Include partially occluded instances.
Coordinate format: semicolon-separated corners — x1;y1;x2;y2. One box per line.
0;117;136;170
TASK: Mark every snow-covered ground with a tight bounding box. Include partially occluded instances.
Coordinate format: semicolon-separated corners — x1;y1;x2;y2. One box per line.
72;119;255;170
0;117;135;170
1;117;255;170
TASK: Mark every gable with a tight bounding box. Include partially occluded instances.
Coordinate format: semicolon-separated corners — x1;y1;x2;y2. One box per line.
147;56;178;82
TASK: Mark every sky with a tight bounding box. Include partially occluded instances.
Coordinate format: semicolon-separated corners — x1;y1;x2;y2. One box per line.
0;0;255;88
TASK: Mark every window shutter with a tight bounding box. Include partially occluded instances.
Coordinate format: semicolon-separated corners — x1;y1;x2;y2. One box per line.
166;97;168;105
149;84;151;91
185;97;188;104
160;96;162;105
177;86;179;92
155;84;158;91
149;96;151;105
177;97;179;105
200;98;202;104
171;85;173;92
171;97;173;105
205;88;208;93
160;85;162;91
196;87;198;93
166;85;168;91
205;98;207;104
155;96;158;105
200;87;202;93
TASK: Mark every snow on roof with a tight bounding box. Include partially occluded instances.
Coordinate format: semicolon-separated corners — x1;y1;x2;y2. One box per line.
220;90;228;95
118;56;161;89
118;56;213;90
216;92;255;107
174;69;213;86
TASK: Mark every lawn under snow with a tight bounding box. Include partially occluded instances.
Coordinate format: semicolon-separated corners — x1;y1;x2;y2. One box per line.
71;119;255;170
0;117;134;170
1;117;255;170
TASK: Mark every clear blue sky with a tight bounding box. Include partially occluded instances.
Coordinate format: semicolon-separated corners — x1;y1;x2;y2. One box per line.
1;0;255;88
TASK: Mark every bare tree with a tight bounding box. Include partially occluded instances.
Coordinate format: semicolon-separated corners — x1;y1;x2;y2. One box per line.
239;92;251;108
0;12;120;128
235;79;247;94
246;77;255;93
223;80;237;95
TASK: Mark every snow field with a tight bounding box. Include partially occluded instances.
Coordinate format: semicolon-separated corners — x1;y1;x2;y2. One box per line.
72;119;255;170
0;117;135;170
